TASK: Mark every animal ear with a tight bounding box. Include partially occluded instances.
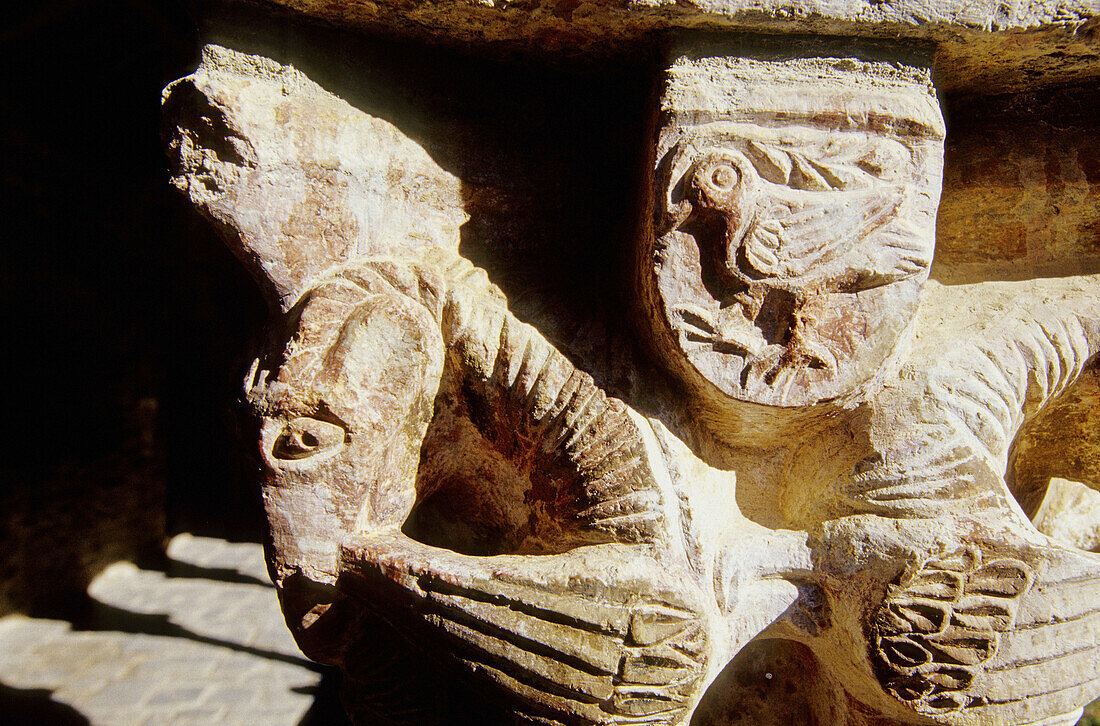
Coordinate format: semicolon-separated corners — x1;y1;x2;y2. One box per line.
162;45;467;312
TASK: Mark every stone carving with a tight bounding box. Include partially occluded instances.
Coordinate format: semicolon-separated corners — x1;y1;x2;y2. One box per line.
163;24;1100;726
240;246;722;723
639;51;944;407
873;546;1034;716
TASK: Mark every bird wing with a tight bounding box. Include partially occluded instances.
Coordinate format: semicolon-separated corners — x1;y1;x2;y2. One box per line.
874;542;1100;724
743;187;903;280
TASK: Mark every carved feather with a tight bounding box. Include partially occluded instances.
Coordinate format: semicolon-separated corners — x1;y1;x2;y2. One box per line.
342;533;708;726
740;187;903;280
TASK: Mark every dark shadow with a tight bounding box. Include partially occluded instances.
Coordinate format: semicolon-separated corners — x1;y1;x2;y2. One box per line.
162;556;272;589
0;682;90;726
1;0;269;619
294;669;353;726
690;638;849;726
65;599;321;672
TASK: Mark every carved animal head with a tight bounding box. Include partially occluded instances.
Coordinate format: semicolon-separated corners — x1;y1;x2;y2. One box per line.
243;252;727;724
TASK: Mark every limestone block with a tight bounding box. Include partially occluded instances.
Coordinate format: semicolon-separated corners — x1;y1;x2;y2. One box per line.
163;23;1100;726
213;0;1100;91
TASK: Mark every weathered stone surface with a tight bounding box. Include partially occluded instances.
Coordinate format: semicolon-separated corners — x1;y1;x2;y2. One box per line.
162;44;467;310
213;0;1099;92
637;43;944;408
164;16;1100;726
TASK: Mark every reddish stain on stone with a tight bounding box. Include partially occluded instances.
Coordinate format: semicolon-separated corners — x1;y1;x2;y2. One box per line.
990;221;1028;260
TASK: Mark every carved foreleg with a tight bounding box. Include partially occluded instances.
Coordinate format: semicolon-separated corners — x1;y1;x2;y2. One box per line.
341;533;710;726
844;276;1100;520
824;276;1100;724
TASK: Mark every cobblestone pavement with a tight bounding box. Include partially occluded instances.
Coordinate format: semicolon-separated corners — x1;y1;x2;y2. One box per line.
0;534;343;725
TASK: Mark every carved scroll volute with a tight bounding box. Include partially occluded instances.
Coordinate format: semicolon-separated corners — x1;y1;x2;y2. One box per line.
638;46;946;412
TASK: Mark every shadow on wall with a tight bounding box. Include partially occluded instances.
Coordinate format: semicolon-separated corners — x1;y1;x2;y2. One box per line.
196;2;663;401
0;683;90;726
0;0;268;616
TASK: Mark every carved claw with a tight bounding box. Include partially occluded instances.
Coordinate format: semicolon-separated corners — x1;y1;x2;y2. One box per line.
340;532;710;726
672;304;765;358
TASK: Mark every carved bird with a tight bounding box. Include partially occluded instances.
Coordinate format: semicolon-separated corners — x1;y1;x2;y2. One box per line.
681;145;929;291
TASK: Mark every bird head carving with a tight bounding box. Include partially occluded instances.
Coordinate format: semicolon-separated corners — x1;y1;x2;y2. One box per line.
684;148;765;282
641;59;945;409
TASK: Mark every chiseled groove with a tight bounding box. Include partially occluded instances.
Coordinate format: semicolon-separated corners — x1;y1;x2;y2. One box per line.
614;686;679;701
857;450;975;490
492;314;520;388
929;379;1010;456
574;417;638;467
430;615;612;704
585;449;645;489
859;468;976;497
504;319;537;392
422;576;627;638
523;354;569;425
533;369;586;443
858;465;977;502
620;653;700;683
1015;605;1100;630
420;594;620;678
590;511;662;530
584;461;645;502
868;478;975;502
548;388;603;451
934;395;998;463
987;640;1099;672
511;333;540;396
971;675;1098;707
663;641;705;667
578;491;657;520
1038;571;1100;587
839;494;952;519
480;314;512;392
561;395;609;453
520;344;557;416
950;373;1015;436
441;630;609;716
856;430;973;483
1039;316;1082;392
976;345;1026;408
1016;323;1061;404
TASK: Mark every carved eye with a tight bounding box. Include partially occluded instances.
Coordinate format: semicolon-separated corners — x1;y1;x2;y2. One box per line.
690;153;747;206
272;417;346;461
703;161;740;192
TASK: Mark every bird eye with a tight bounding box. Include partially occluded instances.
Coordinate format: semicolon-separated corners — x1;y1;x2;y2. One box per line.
690;154;746;205
272;417;346;461
705;161;740;191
